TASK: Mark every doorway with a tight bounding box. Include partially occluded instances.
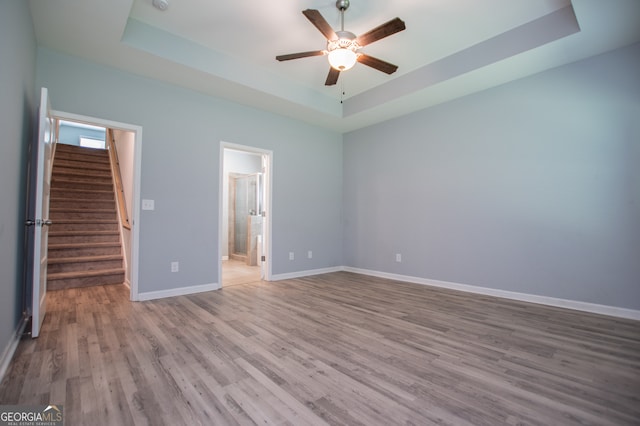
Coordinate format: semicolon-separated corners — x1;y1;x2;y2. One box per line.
52;110;142;300
219;143;272;287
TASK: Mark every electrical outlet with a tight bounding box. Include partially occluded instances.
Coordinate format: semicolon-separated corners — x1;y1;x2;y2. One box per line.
308;250;313;259
142;199;155;210
395;253;402;263
289;252;295;261
171;261;179;272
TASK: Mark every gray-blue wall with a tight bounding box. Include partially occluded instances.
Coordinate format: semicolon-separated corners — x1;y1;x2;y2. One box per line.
344;42;640;310
36;48;344;293
0;0;37;361
58;122;105;146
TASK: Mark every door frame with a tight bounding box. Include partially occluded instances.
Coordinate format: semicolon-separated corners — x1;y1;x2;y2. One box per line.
53;110;143;301
219;142;273;284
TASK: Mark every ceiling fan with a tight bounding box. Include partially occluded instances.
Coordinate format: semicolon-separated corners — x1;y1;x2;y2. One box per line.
276;0;406;86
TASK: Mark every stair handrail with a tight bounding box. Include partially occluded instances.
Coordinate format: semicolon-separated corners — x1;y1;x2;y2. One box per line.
106;129;131;230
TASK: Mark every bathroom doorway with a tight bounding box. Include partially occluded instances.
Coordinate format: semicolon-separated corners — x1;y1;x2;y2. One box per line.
219;143;272;287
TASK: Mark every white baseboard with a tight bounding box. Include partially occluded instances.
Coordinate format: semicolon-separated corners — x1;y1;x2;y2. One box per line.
137;282;220;301
0;315;29;384
271;266;343;281
131;266;639;320
343;267;640;321
123;279;131;291
221;256;229;261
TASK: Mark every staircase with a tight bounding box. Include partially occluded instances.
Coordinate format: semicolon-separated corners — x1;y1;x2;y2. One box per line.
47;143;125;290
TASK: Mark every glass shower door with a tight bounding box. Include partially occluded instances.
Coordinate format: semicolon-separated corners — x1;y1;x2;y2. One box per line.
231;173;261;258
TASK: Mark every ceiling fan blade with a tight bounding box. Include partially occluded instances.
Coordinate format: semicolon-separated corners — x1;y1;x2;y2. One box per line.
355;17;406;46
325;67;340;86
303;9;338;41
276;50;325;61
357;54;398;74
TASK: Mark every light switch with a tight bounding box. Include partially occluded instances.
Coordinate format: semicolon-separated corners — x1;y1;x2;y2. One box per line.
142;199;155;210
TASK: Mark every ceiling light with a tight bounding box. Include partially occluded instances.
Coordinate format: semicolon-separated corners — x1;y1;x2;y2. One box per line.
327;31;359;71
328;48;357;71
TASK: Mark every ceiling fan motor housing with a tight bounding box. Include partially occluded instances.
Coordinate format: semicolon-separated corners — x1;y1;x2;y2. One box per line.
336;0;350;11
335;30;356;42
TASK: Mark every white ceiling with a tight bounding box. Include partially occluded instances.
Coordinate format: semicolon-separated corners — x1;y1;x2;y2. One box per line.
28;0;640;132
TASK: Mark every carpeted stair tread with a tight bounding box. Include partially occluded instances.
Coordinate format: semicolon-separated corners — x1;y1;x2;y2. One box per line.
49;230;119;237
53;153;109;161
50;207;116;213
49;198;116;210
47;268;125;280
53;158;111;170
52;168;112;178
51;155;110;165
51;174;113;183
50;176;114;189
50;196;114;202
49;219;119;232
50;188;114;199
48;254;123;264
48;241;121;249
51;219;118;225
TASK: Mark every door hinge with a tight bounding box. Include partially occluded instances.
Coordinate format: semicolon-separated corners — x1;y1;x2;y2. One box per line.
261;256;266;262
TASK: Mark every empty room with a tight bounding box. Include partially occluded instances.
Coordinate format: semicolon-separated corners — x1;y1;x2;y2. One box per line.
1;0;639;424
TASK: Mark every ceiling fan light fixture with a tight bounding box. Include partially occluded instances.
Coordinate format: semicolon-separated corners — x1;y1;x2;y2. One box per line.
327;32;358;71
328;48;357;71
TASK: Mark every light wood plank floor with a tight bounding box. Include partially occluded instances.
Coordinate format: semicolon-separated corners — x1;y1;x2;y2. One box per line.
1;272;639;425
222;259;261;287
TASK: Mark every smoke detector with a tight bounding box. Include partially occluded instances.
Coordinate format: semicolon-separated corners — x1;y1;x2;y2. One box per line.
152;0;169;11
